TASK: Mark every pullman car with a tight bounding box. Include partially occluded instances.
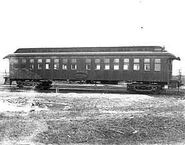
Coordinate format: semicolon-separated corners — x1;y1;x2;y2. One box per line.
4;46;180;92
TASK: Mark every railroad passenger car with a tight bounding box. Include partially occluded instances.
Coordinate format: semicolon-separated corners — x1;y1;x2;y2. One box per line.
4;46;180;92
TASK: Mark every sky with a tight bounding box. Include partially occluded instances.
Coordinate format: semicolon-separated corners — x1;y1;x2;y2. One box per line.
0;0;185;75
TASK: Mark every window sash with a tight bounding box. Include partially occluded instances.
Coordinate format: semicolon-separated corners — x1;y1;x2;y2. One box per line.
30;64;34;70
104;64;110;70
144;59;150;63
85;59;91;63
155;64;161;71
124;58;129;63
133;64;140;70
155;59;161;63
71;59;77;63
154;59;161;71
54;64;59;70
38;59;42;63
123;58;129;70
114;59;119;63
62;64;67;70
86;64;91;70
104;59;110;63
45;64;51;69
123;64;129;70
46;59;51;63
95;64;101;70
62;58;68;63
134;58;140;63
144;64;150;71
38;64;43;69
22;59;26;63
114;64;119;70
11;58;18;64
54;59;59;63
71;64;77;70
95;59;101;63
30;59;34;63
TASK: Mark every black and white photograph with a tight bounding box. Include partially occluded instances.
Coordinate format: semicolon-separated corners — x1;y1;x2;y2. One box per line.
0;0;185;144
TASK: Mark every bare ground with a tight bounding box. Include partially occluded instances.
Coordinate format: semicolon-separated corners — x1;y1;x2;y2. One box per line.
0;89;185;145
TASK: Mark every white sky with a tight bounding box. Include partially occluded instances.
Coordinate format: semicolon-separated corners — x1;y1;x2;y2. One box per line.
0;0;184;75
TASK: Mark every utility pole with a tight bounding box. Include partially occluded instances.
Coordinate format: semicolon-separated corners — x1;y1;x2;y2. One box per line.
178;69;182;92
178;69;182;81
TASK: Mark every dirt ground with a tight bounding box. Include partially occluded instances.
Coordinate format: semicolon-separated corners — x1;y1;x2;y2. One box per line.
1;88;185;145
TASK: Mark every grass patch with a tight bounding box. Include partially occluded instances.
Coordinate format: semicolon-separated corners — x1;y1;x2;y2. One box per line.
1;91;185;144
0;118;36;141
35;114;185;144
